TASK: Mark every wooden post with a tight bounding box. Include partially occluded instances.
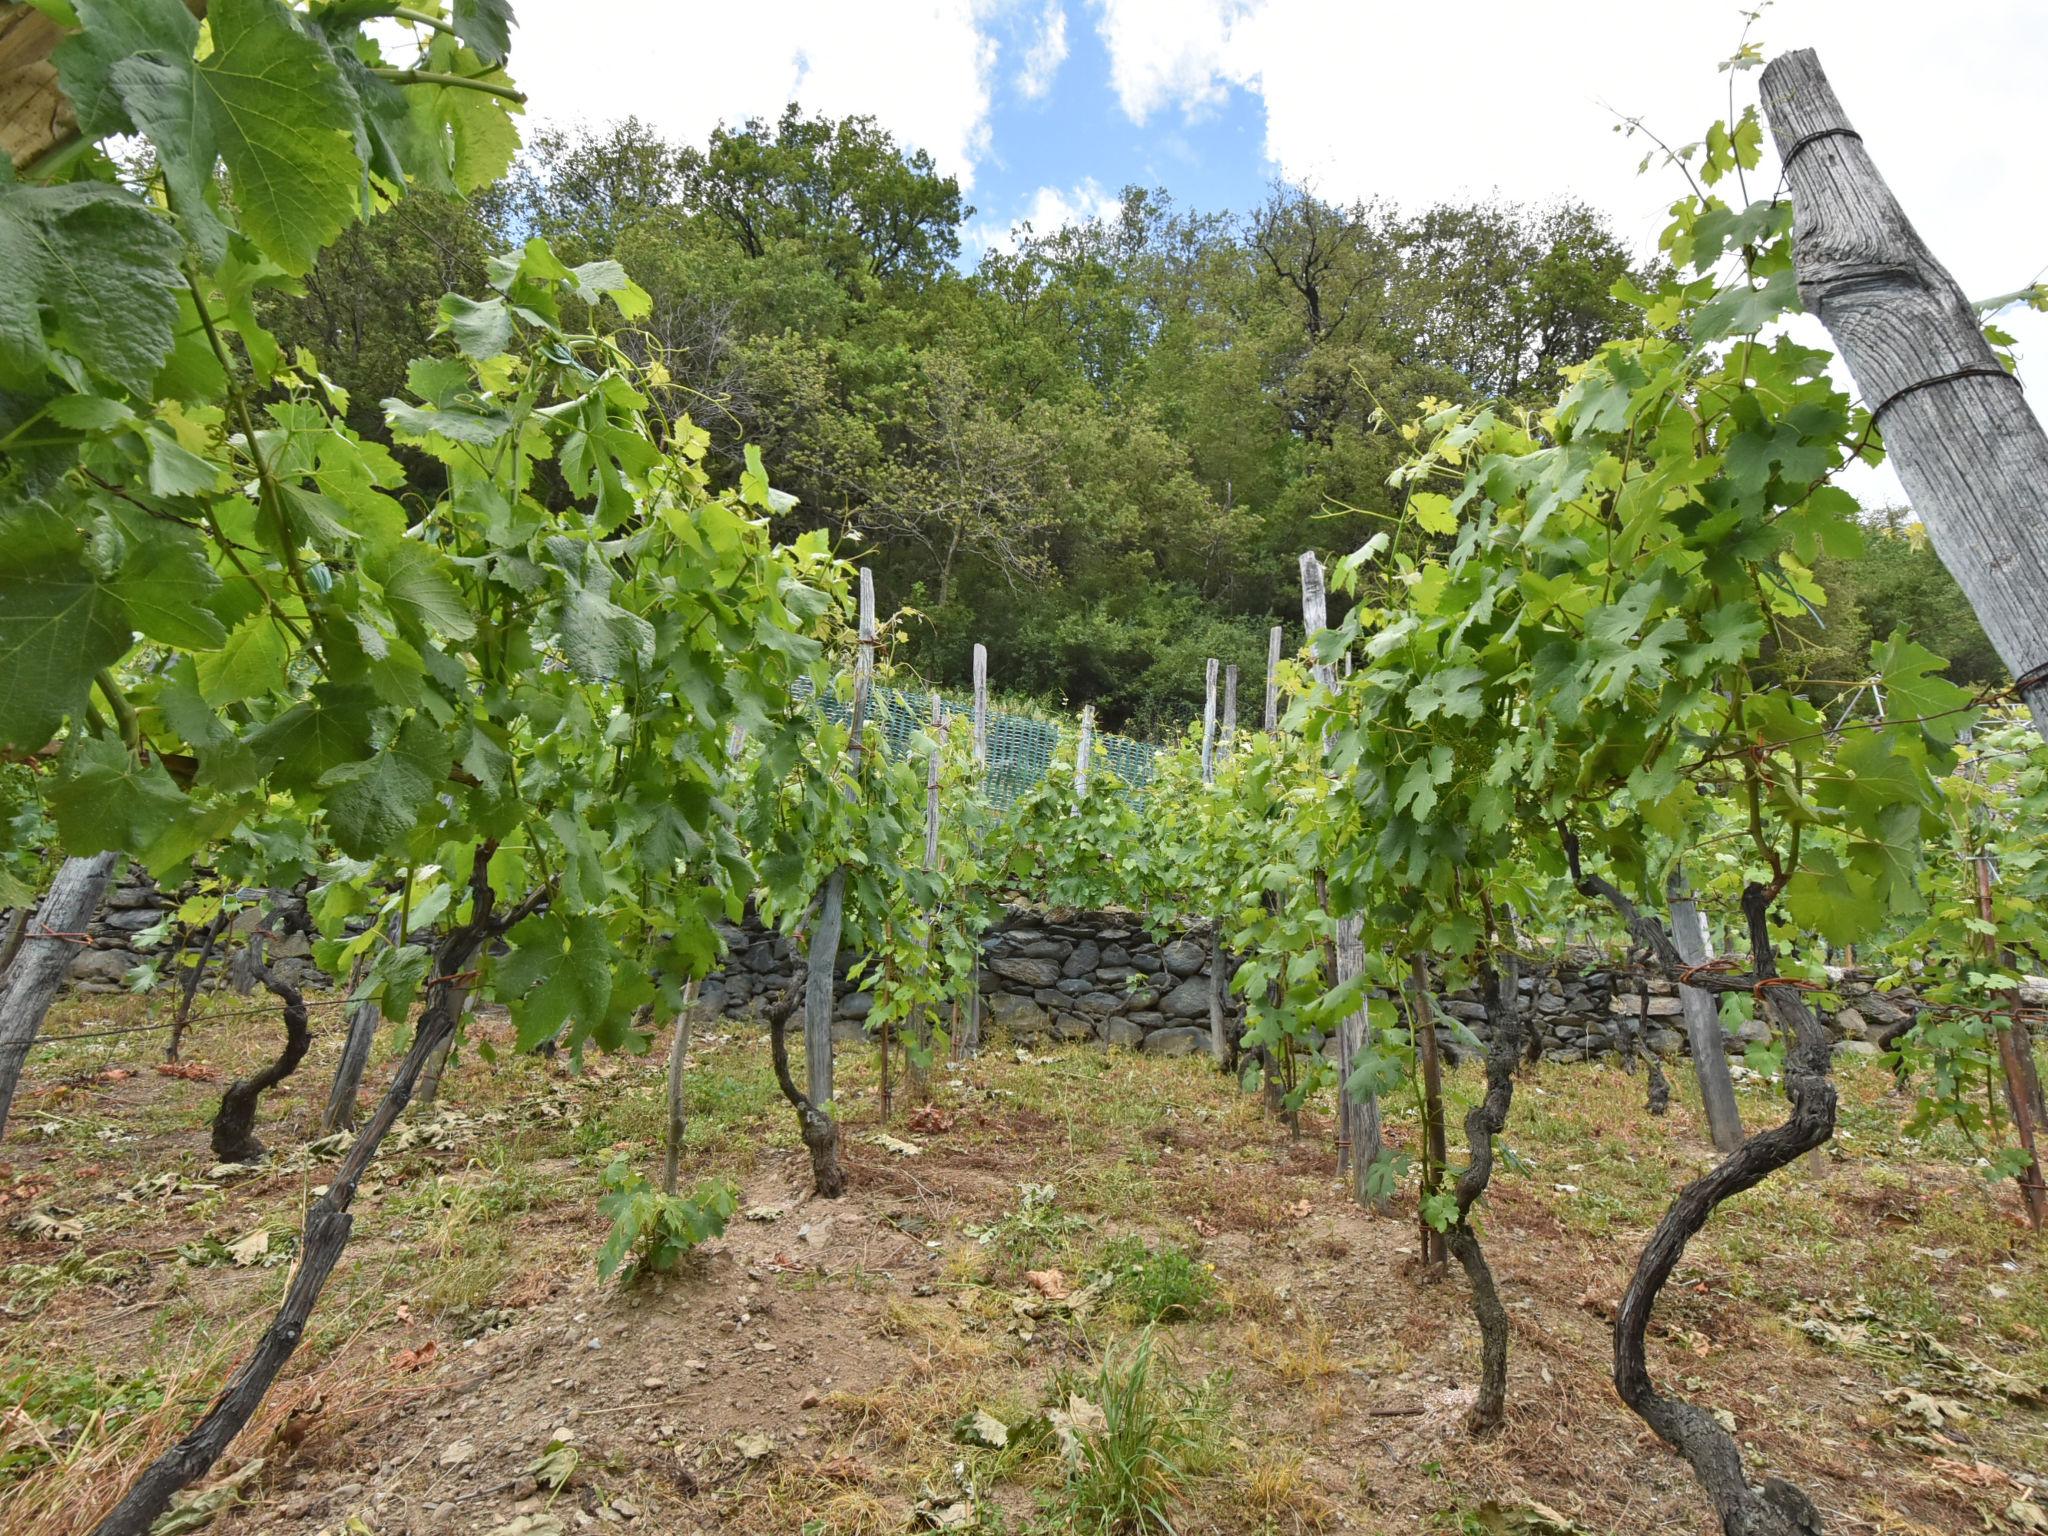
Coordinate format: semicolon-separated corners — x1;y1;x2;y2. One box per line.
1665;868;1745;1155
803;568;876;1116
663;979;698;1196
1221;664;1238;756
320;913;400;1134
1074;705;1094;797
1761;50;2048;737
1300;553;1335;699
1300;551;1381;1198
1263;624;1283;732
0;851;118;1139
1408;954;1449;1270
1200;658;1220;787
971;642;989;767
925;698;945;871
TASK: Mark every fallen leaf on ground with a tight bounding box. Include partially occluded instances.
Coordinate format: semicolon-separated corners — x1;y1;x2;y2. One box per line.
907;1105;955;1133
955;1408;1009;1449
155;1062;218;1081
1025;1268;1069;1300
227;1228;270;1267
391;1340;438;1372
869;1133;923;1157
735;1431;775;1461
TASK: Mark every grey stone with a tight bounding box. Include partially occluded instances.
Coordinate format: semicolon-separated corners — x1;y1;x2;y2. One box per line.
1141;1026;1208;1057
987;992;1053;1038
1101;1018;1144;1049
1122;987;1161;1012
1003;927;1045;945
1019;939;1070;961
1051;1016;1095;1041
1062;940;1101;978
1056;977;1093;997
1161;939;1206;977
1095;965;1135;986
1834;1039;1881;1057
991;956;1062;989
96;908;160;933
1076;991;1124;1015
67;949;135;984
746;943;781;974
1440;1000;1488;1022
1608;995;1683;1018
836;990;875;1020
1100;944;1132;969
1643;1028;1684;1057
1832;1006;1867;1039
1160;976;1210;1019
1126;1011;1165;1030
106;885;160;911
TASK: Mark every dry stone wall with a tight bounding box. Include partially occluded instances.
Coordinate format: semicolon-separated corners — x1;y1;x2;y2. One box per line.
39;874;2038;1068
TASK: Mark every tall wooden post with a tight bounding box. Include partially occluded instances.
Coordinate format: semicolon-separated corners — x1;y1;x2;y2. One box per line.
971;642;988;768
0;851;118;1139
1263;624;1283;732
1761;50;2048;737
1221;665;1238;756
803;568;875;1115
925;697;945;871
1408;954;1448;1269
1666;868;1745;1154
1074;706;1094;797
1200;658;1220;787
1301;552;1381;1199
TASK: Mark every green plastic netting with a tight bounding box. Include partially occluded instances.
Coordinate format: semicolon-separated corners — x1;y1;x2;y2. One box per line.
802;680;1161;804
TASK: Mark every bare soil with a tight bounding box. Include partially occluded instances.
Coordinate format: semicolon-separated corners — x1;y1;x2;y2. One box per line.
3;993;2045;1535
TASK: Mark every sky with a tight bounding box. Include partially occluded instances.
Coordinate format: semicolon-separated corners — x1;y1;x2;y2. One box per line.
505;1;2048;492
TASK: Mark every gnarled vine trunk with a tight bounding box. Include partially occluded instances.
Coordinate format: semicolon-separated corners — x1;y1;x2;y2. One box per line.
91;848;545;1536
1442;949;1522;1434
769;981;846;1199
210;968;310;1164
1575;843;1832;1536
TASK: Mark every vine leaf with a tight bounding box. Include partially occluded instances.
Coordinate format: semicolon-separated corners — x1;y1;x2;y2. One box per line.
0;509;133;749
0;176;186;394
91;0;361;272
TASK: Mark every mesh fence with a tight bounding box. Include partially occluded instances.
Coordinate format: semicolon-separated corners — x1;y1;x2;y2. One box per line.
799;678;1165;805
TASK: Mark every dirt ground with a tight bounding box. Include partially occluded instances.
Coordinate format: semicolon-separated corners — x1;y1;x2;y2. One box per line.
3;991;2045;1536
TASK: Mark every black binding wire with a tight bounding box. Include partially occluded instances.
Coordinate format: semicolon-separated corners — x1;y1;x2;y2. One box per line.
1870;365;2020;427
1780;125;1862;171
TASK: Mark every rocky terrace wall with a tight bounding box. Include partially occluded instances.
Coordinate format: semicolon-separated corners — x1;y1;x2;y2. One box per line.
37;872;2032;1067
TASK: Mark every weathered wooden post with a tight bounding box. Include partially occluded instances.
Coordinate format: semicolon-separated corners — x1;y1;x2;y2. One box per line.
1666;868;1745;1155
1263;624;1283;732
804;568;876;1116
1301;552;1383;1201
1761;50;2048;738
1200;658;1220;787
1221;664;1239;757
0;851;118;1139
663;979;699;1196
1074;705;1094;797
971;642;989;768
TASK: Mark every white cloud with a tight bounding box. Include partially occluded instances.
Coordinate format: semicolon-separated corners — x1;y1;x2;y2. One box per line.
507;1;1003;189
1016;1;1070;99
1087;0;2048;497
1092;0;1254;122
962;176;1125;258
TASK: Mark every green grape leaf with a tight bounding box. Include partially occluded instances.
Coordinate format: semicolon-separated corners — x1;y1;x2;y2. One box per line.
452;0;514;64
106;0;362;273
367;539;478;640
318;715;445;856
0;508;133;749
0;178;186;393
193;612;290;705
46;735;189;855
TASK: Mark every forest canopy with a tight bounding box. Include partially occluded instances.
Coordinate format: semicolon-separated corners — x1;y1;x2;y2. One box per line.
264;107;1993;730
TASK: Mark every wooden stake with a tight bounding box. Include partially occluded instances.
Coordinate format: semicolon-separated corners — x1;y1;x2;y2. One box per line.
1201;658;1220;787
1264;624;1283;732
663;979;698;1196
1667;867;1745;1155
1222;664;1238;757
1075;705;1094;797
1762;50;2048;738
0;851;118;1138
971;642;988;767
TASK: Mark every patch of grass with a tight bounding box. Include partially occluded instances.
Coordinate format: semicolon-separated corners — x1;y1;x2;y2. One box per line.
967;1183;1091;1281
1046;1332;1230;1536
1094;1235;1219;1323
